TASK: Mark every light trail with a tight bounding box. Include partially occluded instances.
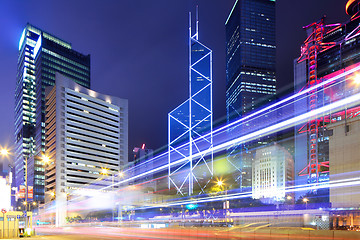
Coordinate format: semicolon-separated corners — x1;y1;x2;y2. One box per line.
52;66;360;215
112;90;360;190
123;63;360;181
140;174;360;209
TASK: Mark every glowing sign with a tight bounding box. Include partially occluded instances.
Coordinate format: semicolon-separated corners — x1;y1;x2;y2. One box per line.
28;186;33;199
19;185;25;198
186;203;198;210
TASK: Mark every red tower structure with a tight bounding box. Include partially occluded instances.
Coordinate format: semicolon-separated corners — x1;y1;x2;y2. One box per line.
297;18;338;185
297;0;360;186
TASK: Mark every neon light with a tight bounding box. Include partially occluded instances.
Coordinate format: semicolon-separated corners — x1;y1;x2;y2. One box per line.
346;0;360;15
19;28;26;51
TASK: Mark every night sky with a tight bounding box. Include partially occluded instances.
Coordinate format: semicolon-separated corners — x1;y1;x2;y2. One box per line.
0;0;350;157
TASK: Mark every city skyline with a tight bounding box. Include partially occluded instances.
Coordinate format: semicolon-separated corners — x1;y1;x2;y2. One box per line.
0;0;349;155
1;0;360;235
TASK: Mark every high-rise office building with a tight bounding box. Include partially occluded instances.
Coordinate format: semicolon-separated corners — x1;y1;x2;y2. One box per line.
44;74;128;226
15;23;90;203
294;0;360;196
225;0;276;192
225;0;276;121
168;12;213;196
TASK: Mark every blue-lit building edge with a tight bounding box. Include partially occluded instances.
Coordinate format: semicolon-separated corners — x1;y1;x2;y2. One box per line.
168;16;213;196
15;24;91;203
15;25;38;197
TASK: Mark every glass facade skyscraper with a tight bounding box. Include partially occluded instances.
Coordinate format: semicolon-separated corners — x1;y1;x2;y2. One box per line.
168;13;213;196
225;0;276;191
225;0;276;121
15;23;90;203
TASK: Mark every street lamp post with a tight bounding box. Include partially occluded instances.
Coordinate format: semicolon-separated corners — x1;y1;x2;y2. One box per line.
111;171;124;224
216;179;229;223
24;155;28;230
1;148;50;234
303;197;309;209
286;195;292;211
112;174;114;222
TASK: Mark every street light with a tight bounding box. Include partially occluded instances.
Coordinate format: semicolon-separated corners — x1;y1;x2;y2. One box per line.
101;168;109;176
0;148;9;156
215;178;229;223
2;149;51;231
111;171;125;223
303;197;309;209
353;73;360;85
286;195;292;211
216;180;224;188
42;155;51;165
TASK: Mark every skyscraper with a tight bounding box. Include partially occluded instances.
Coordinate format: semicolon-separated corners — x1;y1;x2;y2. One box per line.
225;0;276;191
225;0;276;121
15;23;90;203
44;74;128;226
168;12;213;196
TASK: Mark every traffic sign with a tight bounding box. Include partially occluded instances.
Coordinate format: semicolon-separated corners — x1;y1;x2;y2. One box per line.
1;208;6;214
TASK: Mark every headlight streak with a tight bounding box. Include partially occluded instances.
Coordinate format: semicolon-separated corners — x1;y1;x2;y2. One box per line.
114;91;360;190
55;67;360;214
61;89;360;213
124;65;356;185
136;175;360;209
122;64;356;174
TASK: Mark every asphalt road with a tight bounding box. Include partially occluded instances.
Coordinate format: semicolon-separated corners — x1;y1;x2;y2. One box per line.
5;226;359;240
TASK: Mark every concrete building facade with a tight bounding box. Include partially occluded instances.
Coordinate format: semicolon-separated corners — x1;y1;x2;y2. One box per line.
328;115;360;208
252;144;294;203
44;74;128;226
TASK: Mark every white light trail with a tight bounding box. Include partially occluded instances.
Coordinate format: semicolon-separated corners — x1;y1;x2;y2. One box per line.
128;63;360;174
113;91;360;190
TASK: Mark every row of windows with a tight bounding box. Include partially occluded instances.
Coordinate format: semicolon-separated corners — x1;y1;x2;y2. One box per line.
42;61;89;83
66;153;119;167
66;136;119;151
66;100;121;124
43;48;89;71
42;54;89;77
67;108;119;130
67;142;119;157
67;91;122;115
